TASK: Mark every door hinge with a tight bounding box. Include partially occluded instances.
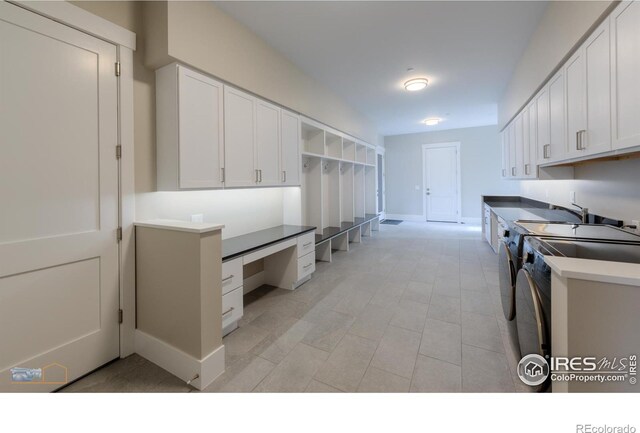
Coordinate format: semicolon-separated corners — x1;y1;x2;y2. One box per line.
116;145;122;159
115;61;121;77
116;227;122;242
118;309;123;324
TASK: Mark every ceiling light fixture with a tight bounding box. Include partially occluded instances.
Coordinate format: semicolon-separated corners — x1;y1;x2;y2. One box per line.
404;78;428;91
423;118;440;126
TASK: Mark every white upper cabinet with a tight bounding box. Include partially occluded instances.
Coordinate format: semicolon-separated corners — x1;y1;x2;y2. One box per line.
565;18;611;158
500;128;509;179
610;0;640;150
255;99;281;186
548;69;566;162
536;85;551;164
513;114;524;178
156;64;224;190
224;86;257;187
525;100;537;178
508;122;517;178
280;109;301;186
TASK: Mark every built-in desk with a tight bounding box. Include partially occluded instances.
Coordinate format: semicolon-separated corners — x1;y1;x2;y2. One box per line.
220;225;317;336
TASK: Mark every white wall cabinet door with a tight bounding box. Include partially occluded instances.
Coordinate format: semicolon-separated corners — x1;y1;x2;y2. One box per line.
535;86;551;164
565;49;586;158
508;122;517;178
526;100;537;178
514;114;524;178
255;100;281;186
548;69;566;162
156;64;224;190
610;0;640;150
583;19;611;156
500;129;509;179
224;86;257;187
280;109;301;186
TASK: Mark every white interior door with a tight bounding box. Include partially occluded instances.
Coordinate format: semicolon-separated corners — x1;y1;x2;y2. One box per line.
423;144;459;222
0;2;120;391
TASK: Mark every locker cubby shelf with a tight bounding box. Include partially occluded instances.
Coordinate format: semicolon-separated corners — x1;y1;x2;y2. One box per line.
302;122;325;155
325;131;343;159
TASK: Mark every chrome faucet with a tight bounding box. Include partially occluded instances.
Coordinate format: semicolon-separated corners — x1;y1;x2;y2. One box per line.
571;203;589;223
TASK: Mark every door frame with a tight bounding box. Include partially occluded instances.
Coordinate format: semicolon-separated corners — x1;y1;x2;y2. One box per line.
376;146;386;220
10;1;137;357
422;142;462;223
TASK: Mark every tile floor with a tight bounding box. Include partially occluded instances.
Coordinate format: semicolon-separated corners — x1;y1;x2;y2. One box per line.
60;221;528;393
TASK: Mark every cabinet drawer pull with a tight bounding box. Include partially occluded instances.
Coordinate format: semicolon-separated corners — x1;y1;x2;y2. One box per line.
302;241;312;247
303;263;313;269
222;307;235;317
222;275;234;283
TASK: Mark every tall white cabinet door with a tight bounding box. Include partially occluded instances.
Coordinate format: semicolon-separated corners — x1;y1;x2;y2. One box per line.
548;70;566;162
281;109;301;186
224;86;257;187
535;87;551;164
0;2;119;391
526;101;537;178
610;1;640;150
500;129;509;179
178;66;224;188
508;122;517;178
565;49;586;158
514;114;524;178
584;19;611;156
255;100;281;186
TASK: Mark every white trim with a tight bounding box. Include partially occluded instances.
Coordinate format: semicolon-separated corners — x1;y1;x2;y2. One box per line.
9;0;136;49
385;213;425;222
461;217;482;225
422;142;462;224
134;331;225;391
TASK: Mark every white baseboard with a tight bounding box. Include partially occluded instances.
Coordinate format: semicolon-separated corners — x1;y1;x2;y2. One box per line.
134;330;225;391
385;213;425;222
461;217;482;225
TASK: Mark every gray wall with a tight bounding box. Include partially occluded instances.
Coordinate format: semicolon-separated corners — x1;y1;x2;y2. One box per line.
384;125;519;220
521;159;640;225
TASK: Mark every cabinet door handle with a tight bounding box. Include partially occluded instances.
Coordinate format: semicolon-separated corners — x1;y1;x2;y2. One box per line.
282;171;286;183
544;144;550;159
525;164;530;175
303;263;313;269
222;307;235;317
221;167;225;183
302;241;312;247
222;275;234;283
502;169;506;177
259;169;263;183
576;131;581;150
579;130;586;150
511;167;516;176
255;169;259;183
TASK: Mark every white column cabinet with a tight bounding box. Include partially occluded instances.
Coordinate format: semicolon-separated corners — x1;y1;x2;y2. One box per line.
525;100;537;178
156;64;224;190
280;109;301;186
548;69;566;162
535;86;551;164
255;99;281;186
224;86;257;187
500;128;509;179
508;122;516;178
513;114;524;178
610;0;640;151
565;49;586;158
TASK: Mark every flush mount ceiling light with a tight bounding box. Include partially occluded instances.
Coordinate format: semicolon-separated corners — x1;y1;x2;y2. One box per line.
423;118;440;126
404;78;429;91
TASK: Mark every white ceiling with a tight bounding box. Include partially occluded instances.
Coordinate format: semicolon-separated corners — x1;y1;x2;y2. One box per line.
214;1;548;136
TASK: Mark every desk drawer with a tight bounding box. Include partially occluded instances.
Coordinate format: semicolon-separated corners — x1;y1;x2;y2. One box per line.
297;251;315;280
297;232;315;258
222;257;243;295
222;286;243;330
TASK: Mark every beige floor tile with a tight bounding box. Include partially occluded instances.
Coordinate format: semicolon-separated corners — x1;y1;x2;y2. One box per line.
358;367;410;392
461;290;495;317
254;343;329;392
419;318;462;365
332;288;374;316
258;319;315;363
411;355;462;392
427;294;461;324
301;309;356;352
461;311;505;353
314;334;378;391
223;324;271;362
390;299;429;332
305;379;342;392
348;304;394;341
461;344;514;392
218;356;276;392
401;281;433;305
370;325;421;379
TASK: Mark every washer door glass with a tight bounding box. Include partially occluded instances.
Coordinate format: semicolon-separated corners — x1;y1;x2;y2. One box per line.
515;268;548;358
498;240;516;320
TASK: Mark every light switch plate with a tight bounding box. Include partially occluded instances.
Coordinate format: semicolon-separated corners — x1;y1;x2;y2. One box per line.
191;213;204;223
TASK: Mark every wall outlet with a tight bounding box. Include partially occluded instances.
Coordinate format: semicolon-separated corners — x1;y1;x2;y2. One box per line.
569;191;576;203
191;213;204;223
